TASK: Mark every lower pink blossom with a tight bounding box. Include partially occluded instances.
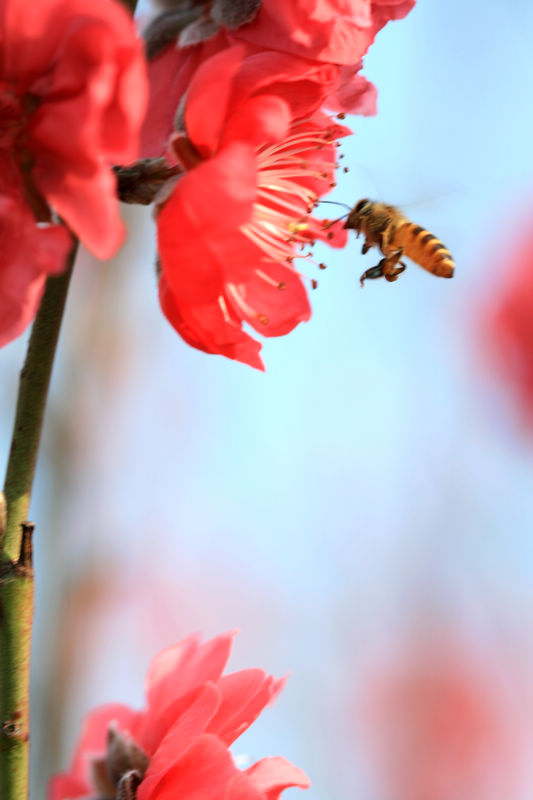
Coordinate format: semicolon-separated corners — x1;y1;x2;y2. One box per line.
49;632;310;800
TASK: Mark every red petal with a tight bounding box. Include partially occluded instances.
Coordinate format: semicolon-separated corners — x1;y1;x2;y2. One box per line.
231;0;377;65
140;44;202;159
32;153;124;259
220;95;291;150
224;261;311;337
207;670;283;745
48;774;89;800
138;734;250;800
185;45;248;157
246;757;311;799
160;278;265;370
0;178;72;348
326;65;378;115
145;632;236;713
158;142;257;303
220;48;340;121
140;684;221;797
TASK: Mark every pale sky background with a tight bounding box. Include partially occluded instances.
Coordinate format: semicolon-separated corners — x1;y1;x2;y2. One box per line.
2;1;533;798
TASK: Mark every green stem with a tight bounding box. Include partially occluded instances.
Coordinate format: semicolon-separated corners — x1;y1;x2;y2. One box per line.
0;242;78;800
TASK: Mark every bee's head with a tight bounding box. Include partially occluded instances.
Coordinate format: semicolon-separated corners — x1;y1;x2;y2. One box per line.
344;198;374;230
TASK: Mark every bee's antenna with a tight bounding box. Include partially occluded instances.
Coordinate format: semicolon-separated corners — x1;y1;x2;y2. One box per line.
317;201;352;229
318;200;353;213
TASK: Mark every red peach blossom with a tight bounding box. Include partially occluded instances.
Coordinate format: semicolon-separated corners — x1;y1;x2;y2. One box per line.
0;0;147;346
230;0;415;67
157;45;349;369
49;632;310;800
139;0;413;131
140;30;378;160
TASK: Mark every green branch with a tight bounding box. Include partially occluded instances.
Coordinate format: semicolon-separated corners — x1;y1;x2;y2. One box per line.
0;243;77;800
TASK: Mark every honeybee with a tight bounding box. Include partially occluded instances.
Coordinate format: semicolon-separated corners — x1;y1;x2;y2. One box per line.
344;199;455;286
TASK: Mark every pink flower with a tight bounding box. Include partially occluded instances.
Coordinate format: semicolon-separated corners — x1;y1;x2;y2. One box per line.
362;635;523;800
0;0;147;346
157;45;349;369
483;226;533;423
49;632;310;800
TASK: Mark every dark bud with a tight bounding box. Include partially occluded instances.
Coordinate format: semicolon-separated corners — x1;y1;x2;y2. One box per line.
143;6;204;59
106;726;149;787
211;0;262;29
177;15;219;46
116;770;143;800
114;159;182;206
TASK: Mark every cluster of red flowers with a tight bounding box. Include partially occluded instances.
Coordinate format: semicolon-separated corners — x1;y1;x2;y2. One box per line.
0;0;415;367
50;632;310;800
0;0;147;347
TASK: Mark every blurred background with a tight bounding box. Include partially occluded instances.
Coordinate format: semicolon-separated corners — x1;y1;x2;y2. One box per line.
3;0;533;797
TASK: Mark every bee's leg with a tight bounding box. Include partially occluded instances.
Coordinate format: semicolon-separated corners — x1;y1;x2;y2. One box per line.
361;239;372;255
384;264;406;282
382;248;406;282
359;259;386;286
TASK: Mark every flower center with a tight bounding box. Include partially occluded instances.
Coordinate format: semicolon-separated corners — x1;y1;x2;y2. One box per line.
240;119;340;268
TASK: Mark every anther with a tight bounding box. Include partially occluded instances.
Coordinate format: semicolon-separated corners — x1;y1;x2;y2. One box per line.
319;263;327;270
337;113;346;120
257;313;269;325
278;282;287;290
311;279;318;289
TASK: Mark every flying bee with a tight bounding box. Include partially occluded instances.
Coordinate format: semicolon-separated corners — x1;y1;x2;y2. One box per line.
343;199;455;286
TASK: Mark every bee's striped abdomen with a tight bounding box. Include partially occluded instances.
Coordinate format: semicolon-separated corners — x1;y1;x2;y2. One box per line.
394;221;455;278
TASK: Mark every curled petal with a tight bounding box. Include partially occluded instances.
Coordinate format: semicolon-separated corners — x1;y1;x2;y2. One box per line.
208;670;286;745
160;278;265;370
245;757;311;799
326;65;378;115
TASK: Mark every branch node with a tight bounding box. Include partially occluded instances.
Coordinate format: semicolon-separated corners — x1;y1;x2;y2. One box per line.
18;522;34;573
